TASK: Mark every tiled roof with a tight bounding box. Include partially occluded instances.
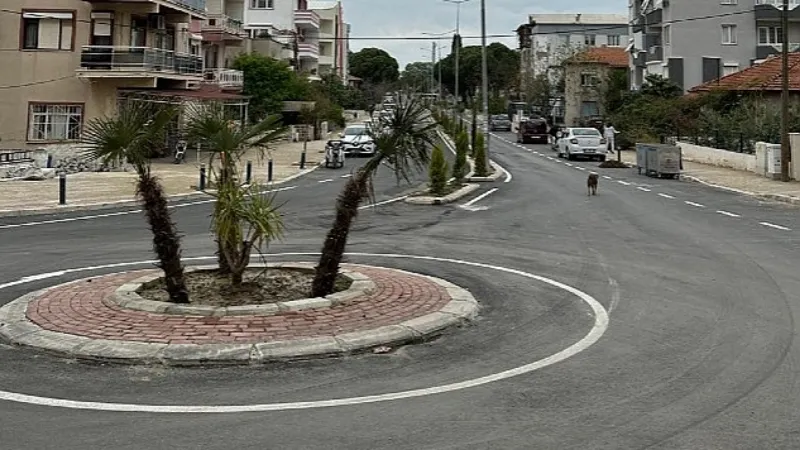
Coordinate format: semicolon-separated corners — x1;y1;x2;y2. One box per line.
566;46;629;68
690;54;800;92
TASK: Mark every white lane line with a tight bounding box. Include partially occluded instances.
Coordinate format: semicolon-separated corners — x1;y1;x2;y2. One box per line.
0;252;608;414
576;167;586;171
340;174;352;178
658;193;675;199
760;221;791;231
546;157;555;160
685;201;706;208
318;179;334;183
636;187;651;192
565;162;573;167
616;180;631;186
358;196;408;209
461;188;499;207
602;175;612;180
716;210;741;218
493;161;512;183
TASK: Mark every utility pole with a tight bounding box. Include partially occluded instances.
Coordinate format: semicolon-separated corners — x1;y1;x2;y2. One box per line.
445;0;470;108
479;0;490;170
438;44;443;101
431;42;436;95
781;0;791;181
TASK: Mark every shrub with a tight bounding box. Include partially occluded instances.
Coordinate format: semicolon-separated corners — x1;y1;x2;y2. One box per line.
473;132;489;177
452;130;469;181
429;144;449;196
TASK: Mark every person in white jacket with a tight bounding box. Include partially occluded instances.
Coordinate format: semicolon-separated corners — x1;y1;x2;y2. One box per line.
603;123;619;154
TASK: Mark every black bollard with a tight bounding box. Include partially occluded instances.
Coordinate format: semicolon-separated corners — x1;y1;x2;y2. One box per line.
199;164;206;191
58;173;66;205
245;160;252;184
267;158;274;182
300;152;306;170
46;154;53;168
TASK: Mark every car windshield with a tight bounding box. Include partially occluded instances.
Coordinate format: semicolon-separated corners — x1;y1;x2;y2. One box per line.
495;115;509;120
344;127;367;136
572;129;601;136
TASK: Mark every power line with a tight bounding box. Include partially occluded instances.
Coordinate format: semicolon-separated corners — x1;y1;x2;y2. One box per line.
0;75;75;90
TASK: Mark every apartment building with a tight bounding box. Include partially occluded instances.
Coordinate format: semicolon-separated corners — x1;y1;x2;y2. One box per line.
0;0;248;152
629;0;798;92
310;0;348;80
518;13;628;120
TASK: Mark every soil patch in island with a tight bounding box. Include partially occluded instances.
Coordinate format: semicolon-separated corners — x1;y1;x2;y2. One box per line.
136;268;352;307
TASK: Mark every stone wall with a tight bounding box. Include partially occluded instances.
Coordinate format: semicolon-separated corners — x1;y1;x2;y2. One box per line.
676;142;758;172
0;143;129;180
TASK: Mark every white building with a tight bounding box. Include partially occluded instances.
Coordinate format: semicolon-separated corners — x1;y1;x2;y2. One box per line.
310;1;349;82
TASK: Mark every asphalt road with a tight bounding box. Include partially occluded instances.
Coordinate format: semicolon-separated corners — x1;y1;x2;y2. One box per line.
1;134;800;449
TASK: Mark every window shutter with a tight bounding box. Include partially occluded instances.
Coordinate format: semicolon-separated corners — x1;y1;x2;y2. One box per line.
38;19;61;49
61;20;73;49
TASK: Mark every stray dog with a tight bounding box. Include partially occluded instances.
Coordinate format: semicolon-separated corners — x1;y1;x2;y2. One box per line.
587;172;599;196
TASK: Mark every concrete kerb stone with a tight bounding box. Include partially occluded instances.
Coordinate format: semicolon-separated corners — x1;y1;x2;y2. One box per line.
0;263;479;365
0;162;322;218
404;183;481;205
110;263;377;316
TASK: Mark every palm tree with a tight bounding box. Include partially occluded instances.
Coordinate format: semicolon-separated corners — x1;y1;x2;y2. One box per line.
185;103;287;285
311;94;437;297
82;100;189;303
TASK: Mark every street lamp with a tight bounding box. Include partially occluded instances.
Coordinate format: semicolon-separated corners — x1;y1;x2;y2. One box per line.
479;0;490;171
444;0;470;107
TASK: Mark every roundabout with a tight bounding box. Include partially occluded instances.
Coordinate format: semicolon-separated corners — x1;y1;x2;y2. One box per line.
0;253;608;413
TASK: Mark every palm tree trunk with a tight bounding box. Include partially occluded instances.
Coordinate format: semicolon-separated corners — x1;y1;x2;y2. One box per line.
136;173;189;303
311;173;367;297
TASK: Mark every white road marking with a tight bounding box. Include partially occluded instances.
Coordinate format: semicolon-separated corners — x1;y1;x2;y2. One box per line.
0;252;608;413
318;179;334;183
602;175;612;180
0;186;298;230
358;196;408;209
565;162;574;167
658;193;675;199
636;187;651;192
716;210;740;218
493;161;512;183
461;188;499;207
760;222;791;231
577;167;587;171
685;201;705;208
546;157;554;160
340;174;352;178
616;180;631;186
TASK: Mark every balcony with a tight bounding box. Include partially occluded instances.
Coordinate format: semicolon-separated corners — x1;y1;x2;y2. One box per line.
83;0;207;17
202;14;245;42
203;68;244;89
78;46;204;79
632;6;663;32
646;45;663;63
755;1;800;20
756;43;800;59
294;10;320;30
297;42;319;59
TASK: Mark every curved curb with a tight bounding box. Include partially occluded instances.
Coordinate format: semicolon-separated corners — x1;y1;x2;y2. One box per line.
0;265;479;366
436;128;503;183
403;183;480;205
112;263;375;317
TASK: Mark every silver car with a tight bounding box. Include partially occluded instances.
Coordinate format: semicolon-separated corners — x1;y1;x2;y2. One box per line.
557;127;608;161
339;125;376;156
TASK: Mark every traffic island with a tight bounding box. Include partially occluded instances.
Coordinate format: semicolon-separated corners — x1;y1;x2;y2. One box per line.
404;184;480;205
0;264;478;365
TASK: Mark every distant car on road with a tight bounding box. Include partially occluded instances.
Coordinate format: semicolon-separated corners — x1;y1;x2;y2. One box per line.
339;124;376;157
516;118;549;144
557;127;608;161
489;114;512;131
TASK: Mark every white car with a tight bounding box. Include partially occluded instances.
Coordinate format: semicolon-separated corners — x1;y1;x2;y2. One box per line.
339;125;376;156
557;127;608;161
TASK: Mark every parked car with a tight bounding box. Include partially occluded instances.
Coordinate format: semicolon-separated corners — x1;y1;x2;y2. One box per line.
489;114;512;131
516;118;549;144
339;124;376;156
557;127;608;161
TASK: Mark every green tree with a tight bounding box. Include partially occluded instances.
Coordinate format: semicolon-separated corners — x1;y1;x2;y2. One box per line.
473;131;488;176
349;48;400;85
428;144;449;196
640;74;683;98
401;62;433;92
602;68;630;116
435;43;519;99
185;104;287;285
82;101;189;303
313;73;364;110
452;130;469;181
311;95;437;296
232;53;310;120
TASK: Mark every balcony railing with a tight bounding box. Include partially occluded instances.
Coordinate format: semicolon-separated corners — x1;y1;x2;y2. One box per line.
756;0;800;7
646;45;663;63
297;42;319;59
294;10;320;28
203;14;245;37
204;68;244;88
84;0;206;14
79;46;204;76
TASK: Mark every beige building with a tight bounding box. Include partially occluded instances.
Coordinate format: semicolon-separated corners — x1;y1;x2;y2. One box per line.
0;0;246;153
563;47;629;126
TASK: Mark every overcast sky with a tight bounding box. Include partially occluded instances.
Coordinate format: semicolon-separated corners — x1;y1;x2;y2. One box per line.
343;0;628;69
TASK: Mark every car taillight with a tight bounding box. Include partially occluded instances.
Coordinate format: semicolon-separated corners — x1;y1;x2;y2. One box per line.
570;138;579;144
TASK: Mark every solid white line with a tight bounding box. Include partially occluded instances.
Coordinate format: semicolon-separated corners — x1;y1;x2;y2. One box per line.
716;210;741;218
760;221;791;231
636;187;651;192
616;180;631;186
658;193;675;199
318;179;334;183
358;196;408;209
462;187;499;207
493;161;512;183
0;252;609;414
685;201;705;208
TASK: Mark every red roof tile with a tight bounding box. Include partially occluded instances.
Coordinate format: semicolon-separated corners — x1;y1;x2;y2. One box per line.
690;53;800;92
566;46;629;68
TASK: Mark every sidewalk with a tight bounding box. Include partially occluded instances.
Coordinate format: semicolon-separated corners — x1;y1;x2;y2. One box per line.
0;139;327;215
616;150;800;204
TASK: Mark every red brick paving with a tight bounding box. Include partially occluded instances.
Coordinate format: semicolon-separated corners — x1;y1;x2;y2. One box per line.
26;265;451;344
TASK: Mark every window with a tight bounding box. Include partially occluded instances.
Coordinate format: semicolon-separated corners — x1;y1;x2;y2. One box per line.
663;25;671;45
580;73;598;87
581;101;599;117
723;63;739;76
28;104;83;142
607;35;620;46
21;11;74;50
758;26;783;45
722;24;737;44
585;34;596;46
720;0;737;4
90;12;113;46
250;0;274;8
